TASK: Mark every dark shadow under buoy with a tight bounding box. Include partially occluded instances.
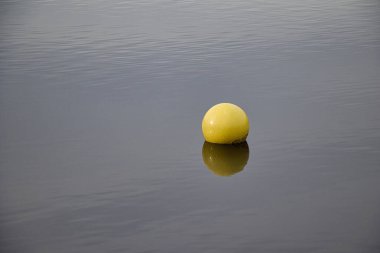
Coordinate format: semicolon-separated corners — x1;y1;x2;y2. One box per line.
202;141;250;177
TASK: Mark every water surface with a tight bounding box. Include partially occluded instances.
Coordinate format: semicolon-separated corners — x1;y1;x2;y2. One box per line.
1;0;380;252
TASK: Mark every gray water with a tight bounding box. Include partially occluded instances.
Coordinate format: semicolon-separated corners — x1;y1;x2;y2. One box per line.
1;0;380;252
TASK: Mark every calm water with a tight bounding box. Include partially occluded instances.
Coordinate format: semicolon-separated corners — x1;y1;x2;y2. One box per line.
1;0;380;252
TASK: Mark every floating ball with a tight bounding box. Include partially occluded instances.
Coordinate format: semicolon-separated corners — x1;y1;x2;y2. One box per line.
202;103;249;144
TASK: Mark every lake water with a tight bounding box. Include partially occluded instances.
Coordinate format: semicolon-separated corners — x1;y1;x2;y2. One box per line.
1;0;380;252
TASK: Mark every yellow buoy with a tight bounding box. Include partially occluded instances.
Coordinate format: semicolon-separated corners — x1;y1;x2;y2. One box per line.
202;141;249;176
202;103;249;144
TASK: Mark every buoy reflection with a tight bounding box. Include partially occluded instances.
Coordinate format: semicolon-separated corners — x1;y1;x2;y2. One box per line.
202;141;250;177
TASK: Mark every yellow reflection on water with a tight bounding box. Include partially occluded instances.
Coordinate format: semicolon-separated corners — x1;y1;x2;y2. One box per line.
202;141;250;177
